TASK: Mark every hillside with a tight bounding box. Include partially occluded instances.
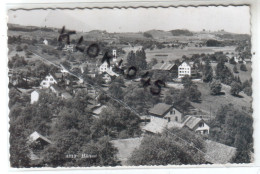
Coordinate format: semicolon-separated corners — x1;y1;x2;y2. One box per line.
191;81;252;117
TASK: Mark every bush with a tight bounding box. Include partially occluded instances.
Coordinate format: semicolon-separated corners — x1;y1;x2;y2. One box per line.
243;86;252;96
16;45;23;52
240;64;247;71
230;81;242;96
210;80;222;95
233;65;239;73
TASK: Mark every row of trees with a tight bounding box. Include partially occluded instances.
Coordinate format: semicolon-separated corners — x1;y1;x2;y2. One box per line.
209;104;253;163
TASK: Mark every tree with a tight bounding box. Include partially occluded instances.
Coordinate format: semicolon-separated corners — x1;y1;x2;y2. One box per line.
143;32;153;38
16;45;23;52
135;48;148;70
210;80;222;95
215;60;234;85
230;81;242;96
233;65;239;73
126;51;136;67
108;81;124;100
127;128;206;165
229;57;236;64
240;64;247;71
150;58;158;67
187;84;201;102
91;104;141;139
202;59;213;82
209;104;253;163
181;75;192;88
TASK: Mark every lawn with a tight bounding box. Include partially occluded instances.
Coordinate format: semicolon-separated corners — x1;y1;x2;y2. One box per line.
191;81;252;118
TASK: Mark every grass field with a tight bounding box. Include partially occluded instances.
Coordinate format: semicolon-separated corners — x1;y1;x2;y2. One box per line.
191;81;252;118
145;46;236;63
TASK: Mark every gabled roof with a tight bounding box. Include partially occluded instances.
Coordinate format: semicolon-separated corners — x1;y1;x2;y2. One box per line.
28;131;53;144
143;117;183;134
54;72;63;79
205;140;237;164
92;105;107;115
152;63;175;71
183;116;203;130
179;61;191;67
148;103;173;117
62;92;72;99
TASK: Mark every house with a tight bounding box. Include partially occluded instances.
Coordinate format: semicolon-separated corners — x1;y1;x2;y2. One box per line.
149;103;183;123
92;105;107;118
28;131;53;149
178;61;191;78
112;49;117;62
30;90;40;104
182;116;210;134
143;117;183;134
43;39;48;45
99;61;113;73
40;74;58;88
27;131;53;164
244;58;251;64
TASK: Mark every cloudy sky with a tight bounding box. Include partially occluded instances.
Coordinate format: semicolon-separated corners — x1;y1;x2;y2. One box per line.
8;6;250;34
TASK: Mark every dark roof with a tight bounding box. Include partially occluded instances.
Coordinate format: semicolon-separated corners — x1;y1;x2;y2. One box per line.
149;103;173;117
205;140;237;164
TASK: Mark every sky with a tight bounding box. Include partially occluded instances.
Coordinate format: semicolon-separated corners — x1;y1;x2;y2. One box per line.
8;6;251;34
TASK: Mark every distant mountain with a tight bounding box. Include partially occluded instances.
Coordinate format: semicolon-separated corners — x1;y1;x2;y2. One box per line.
170;29;194;36
144;30;172;39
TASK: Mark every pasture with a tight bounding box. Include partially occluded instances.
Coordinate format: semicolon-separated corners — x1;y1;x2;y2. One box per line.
145;46;237;62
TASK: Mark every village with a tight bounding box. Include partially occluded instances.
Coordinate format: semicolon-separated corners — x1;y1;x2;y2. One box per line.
8;23;253;167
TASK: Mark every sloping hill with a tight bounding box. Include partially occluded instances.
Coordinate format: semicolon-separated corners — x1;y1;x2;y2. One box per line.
191;81;252;118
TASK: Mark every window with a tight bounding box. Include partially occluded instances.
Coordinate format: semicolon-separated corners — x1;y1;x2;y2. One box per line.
175;117;178;122
50;78;53;81
43;82;46;85
167;117;170;122
173;110;175;114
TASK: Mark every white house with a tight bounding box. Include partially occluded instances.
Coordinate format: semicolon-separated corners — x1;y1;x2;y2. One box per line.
40;74;57;88
182;116;210;134
99;61;113;73
31;90;40;104
43;39;48;45
178;61;191;78
63;44;74;52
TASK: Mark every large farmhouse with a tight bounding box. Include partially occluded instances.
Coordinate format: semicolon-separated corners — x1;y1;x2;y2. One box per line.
178;61;191;78
148;103;183;123
143;103;210;135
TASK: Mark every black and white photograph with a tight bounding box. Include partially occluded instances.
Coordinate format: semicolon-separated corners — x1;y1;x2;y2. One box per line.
7;3;254;168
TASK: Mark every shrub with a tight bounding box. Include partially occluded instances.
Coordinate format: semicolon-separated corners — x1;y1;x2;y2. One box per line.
16;45;23;52
210;80;222;95
240;64;247;71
